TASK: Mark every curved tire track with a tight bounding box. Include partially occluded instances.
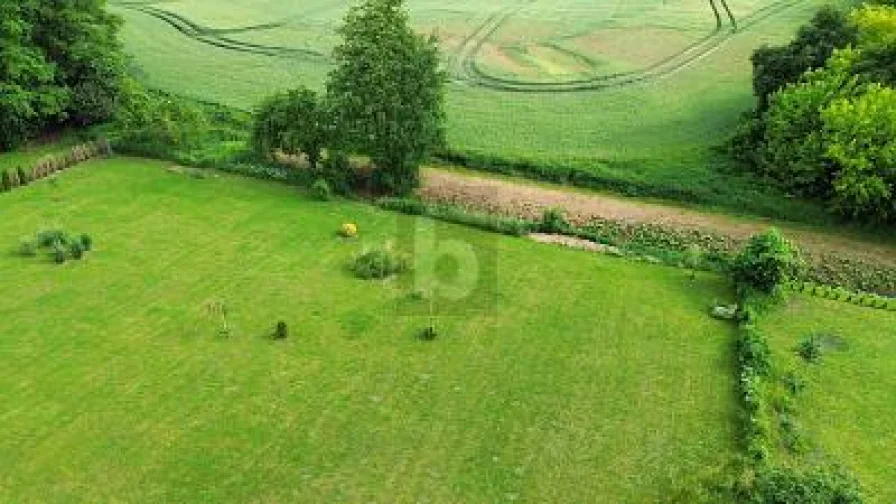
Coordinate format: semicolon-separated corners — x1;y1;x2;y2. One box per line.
455;0;810;93
125;4;331;61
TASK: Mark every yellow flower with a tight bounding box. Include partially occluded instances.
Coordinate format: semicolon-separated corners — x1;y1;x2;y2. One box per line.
340;223;358;238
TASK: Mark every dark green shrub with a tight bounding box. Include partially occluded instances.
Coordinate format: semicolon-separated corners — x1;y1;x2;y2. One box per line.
311;178;332;201
69;240;85;260
797;335;824;363
418;326;437;341
273;321;288;340
352;246;409;280
16;167;29;186
540;207;570;234
746;466;864;504
37;229;68;248
0;170;11;192
320;151;354;195
79;234;93;251
52;243;67;264
732;228;803;295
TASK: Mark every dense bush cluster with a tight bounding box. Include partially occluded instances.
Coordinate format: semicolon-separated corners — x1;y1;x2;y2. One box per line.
19;229;93;265
352;245;409;279
0;0;125;149
731;2;896;224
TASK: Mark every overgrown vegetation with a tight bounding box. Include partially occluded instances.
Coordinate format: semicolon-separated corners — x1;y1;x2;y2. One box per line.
0;0;125;149
730;2;896;224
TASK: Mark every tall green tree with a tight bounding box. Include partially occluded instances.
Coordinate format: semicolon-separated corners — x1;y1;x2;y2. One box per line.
326;0;445;195
252;87;327;169
751;6;857;110
822;84;896;223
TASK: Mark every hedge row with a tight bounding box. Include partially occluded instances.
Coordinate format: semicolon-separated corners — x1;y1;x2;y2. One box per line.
0;139;112;193
384;196;896;297
788;281;896;311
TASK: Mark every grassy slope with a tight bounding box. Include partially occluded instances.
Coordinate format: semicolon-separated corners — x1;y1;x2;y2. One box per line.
110;0;834;214
0;157;737;502
760;296;896;504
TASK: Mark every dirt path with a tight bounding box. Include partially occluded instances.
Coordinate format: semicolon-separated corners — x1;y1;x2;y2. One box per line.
419;168;896;268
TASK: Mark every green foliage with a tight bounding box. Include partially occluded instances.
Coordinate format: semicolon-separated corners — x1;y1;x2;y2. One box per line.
252;87;327;168
746;466;864;504
113;82;208;151
796;334;824;363
750;6;858;110
0;0;125;149
759;51;861;197
539;207;570;234
732;229;803;295
352;245;409;279
418;325;437;341
319;151;354;194
37;229;68;248
52;242;67;265
79;234;93;252
821;84;896;222
311;178;332;201
273;321;288;340
69;240;85;260
327;0;446;195
0;171;11;192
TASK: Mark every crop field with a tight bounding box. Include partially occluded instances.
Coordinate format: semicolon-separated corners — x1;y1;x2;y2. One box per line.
759;297;896;504
111;0;833;189
0;158;740;502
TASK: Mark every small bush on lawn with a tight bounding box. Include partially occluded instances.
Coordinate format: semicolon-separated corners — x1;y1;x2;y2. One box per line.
732;228;803;296
353;245;409;280
19;237;38;256
418;325;437;341
797;335;824;363
79;234;93;251
273;321;288;339
312;178;331;201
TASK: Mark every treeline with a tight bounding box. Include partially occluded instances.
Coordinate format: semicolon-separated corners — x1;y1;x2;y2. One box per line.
0;0;126;150
730;1;896;224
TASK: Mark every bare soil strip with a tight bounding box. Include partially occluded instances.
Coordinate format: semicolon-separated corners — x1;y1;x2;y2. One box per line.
419;168;896;268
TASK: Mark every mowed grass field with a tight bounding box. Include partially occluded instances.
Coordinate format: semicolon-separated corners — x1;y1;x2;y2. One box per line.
759;297;896;504
0;157;740;502
110;0;835;190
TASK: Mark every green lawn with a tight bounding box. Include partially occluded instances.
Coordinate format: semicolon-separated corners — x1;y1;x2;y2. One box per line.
759;296;896;504
0;157;738;502
109;0;837;210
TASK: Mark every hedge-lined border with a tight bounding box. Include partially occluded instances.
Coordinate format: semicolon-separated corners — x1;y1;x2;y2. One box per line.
382;196;896;298
0;139;112;194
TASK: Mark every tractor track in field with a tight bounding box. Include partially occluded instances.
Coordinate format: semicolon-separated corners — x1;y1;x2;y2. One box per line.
120;4;331;61
453;0;811;93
